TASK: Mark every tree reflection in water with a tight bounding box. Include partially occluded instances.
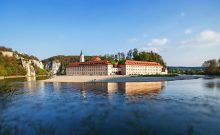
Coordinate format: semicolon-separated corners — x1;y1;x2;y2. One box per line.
204;80;220;89
0;80;20;101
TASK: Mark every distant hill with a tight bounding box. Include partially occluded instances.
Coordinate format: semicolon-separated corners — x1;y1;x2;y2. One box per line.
42;55;93;66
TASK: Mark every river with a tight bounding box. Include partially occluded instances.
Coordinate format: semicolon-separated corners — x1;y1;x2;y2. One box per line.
0;77;220;135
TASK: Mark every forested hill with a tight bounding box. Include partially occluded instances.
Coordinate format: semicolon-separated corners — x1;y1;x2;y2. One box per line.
42;55;93;66
42;48;166;67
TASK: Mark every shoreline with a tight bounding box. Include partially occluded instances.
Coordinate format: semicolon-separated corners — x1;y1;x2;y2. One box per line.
0;75;48;80
43;75;203;83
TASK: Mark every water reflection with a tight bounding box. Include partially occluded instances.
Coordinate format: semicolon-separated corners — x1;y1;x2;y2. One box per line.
204;80;220;89
75;82;165;96
1;79;220;135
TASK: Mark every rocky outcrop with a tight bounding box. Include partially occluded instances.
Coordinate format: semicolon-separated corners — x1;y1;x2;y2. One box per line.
32;60;44;69
20;58;36;77
45;60;61;75
0;51;14;57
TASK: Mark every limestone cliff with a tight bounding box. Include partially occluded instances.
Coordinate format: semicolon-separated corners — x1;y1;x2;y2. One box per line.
0;46;46;77
45;60;61;75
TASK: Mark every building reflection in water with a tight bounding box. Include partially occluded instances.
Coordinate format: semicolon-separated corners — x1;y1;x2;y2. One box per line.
79;82;165;96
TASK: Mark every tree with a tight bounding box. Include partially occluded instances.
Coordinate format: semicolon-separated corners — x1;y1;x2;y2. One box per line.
127;50;133;60
202;59;218;75
132;48;138;59
114;54;118;61
121;52;125;60
117;52;121;61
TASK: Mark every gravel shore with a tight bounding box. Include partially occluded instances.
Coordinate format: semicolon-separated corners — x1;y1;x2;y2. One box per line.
44;75;202;83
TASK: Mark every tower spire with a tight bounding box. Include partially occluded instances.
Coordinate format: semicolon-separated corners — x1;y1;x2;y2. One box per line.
80;50;83;56
80;50;84;62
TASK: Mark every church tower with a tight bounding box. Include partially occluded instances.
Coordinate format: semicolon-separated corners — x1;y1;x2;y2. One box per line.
80;50;85;62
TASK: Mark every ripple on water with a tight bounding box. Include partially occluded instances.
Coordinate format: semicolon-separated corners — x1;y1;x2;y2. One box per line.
0;79;220;135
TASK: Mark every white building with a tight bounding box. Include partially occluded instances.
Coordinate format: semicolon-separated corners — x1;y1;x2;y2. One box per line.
66;56;121;75
120;60;168;75
66;51;167;76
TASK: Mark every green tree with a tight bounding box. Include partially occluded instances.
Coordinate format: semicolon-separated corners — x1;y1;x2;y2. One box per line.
132;48;139;60
203;59;218;75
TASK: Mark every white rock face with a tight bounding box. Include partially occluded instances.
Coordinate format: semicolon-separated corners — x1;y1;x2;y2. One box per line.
45;61;61;75
20;58;36;77
32;60;44;69
0;51;13;57
19;57;45;77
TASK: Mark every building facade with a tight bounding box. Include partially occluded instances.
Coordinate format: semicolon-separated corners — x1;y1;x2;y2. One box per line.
120;60;168;75
66;57;121;76
66;51;167;76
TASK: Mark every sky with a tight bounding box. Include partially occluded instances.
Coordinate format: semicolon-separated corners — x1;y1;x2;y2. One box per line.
0;0;220;66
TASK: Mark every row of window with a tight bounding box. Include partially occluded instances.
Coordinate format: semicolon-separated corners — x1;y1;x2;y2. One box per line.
126;66;161;69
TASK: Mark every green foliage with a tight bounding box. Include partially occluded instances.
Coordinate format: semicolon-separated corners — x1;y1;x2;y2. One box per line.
169;67;205;75
43;55;92;65
202;59;220;75
0;54;26;76
35;67;48;76
133;51;166;66
102;48;166;66
109;60;117;65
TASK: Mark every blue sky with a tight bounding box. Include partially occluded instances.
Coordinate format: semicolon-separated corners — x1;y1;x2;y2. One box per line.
0;0;220;66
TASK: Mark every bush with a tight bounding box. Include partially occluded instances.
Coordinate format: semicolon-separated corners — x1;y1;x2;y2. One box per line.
35;67;48;76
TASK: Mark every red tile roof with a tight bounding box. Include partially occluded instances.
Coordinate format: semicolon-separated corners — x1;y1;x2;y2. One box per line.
90;56;101;61
67;60;111;67
123;60;161;66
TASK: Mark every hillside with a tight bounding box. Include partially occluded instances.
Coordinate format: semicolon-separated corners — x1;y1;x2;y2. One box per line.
0;46;47;76
0;53;26;76
42;55;93;66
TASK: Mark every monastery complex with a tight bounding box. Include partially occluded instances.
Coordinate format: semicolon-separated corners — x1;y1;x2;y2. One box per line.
66;51;168;76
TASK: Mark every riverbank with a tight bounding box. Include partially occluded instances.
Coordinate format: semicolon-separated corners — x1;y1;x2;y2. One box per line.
44;75;203;83
0;75;25;80
0;75;48;80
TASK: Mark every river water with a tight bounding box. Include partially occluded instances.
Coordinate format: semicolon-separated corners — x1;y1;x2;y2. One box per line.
0;77;220;135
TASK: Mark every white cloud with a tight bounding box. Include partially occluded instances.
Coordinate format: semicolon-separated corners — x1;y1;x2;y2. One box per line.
180;30;220;48
147;38;168;46
184;29;192;34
